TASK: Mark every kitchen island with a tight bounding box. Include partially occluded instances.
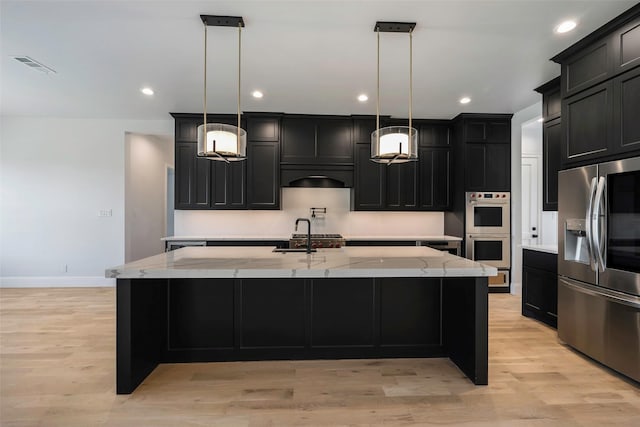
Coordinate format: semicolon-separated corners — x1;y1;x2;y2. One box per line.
107;246;495;394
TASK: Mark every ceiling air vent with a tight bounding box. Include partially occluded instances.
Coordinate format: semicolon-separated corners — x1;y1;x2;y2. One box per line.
12;56;56;74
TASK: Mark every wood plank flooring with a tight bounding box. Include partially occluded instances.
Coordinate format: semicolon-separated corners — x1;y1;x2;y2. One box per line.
1;287;639;426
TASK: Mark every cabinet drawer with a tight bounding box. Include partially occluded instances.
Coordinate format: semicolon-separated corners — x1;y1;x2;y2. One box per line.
523;249;557;273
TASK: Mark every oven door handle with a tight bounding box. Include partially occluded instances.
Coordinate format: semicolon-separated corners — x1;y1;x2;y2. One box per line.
585;177;598;272
468;235;509;239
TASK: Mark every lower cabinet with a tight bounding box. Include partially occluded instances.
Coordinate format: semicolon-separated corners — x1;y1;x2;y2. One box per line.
522;249;558;328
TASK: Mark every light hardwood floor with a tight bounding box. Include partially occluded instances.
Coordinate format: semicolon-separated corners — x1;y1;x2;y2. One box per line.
1;288;639;426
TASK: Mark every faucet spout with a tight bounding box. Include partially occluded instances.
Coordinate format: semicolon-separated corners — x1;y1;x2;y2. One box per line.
295;218;312;254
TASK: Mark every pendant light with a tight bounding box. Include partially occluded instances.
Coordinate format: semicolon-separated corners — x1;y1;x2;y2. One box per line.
371;22;418;164
197;15;247;162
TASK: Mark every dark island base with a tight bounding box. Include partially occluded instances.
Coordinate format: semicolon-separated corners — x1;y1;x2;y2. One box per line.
117;276;488;394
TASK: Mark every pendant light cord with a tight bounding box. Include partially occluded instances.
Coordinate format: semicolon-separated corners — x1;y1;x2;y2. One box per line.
203;22;208;140
376;27;380;149
409;27;413;143
238;23;242;152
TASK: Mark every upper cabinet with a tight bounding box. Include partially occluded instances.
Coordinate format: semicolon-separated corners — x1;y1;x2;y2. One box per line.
172;113;280;210
552;4;640;167
281;116;353;165
351;119;452;211
452;114;512;193
535;77;562;211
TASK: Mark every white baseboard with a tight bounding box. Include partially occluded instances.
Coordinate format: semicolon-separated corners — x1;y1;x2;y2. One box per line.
0;276;115;288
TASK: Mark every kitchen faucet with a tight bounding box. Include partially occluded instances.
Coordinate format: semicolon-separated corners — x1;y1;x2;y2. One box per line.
295;218;312;254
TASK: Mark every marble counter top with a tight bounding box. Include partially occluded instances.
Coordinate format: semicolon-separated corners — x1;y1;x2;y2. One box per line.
107;246;495;279
521;244;558;254
162;235;462;242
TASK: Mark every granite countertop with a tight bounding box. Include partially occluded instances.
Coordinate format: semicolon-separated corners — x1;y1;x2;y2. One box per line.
162;235;462;242
521;244;558;255
107;246;496;279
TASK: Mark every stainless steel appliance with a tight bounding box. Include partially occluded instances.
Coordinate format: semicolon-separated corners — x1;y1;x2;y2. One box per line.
558;156;640;383
465;192;511;290
466;234;510;269
290;233;345;249
466;192;510;234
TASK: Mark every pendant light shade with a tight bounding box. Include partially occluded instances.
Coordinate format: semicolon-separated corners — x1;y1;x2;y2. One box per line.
197;15;247;162
197;123;247;161
371;21;418;164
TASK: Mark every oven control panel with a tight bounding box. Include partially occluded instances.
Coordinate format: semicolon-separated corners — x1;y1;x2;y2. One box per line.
467;192;510;200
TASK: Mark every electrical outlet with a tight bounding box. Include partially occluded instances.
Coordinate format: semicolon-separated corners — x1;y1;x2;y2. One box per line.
98;209;112;217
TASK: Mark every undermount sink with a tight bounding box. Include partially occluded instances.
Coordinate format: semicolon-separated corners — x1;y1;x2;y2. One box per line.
272;248;317;253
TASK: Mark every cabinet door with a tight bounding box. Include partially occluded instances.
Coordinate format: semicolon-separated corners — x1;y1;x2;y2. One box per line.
485;143;510;191
175;142;211;209
386;162;418;210
563;80;614;165
246;117;280;142
419;147;451;210
465;143;487;191
419;123;450;147
543;119;561;211
316;118;353;164
613;66;640;156
353;143;384;210
353;118;376;144
523;266;557;323
211;161;246;209
464;120;509;143
175;118;201;142
543;85;562;122
247;141;280;209
281;117;316;163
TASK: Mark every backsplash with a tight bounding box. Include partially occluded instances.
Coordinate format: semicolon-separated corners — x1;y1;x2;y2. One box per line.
174;188;444;237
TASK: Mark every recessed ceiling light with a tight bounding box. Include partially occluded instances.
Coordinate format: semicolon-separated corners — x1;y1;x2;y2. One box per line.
141;87;154;96
252;90;263;98
556;20;577;34
459;97;471;104
537;117;544;123
357;94;369;102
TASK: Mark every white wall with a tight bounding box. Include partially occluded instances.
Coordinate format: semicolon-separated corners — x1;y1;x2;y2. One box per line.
0;116;173;287
176;187;445;237
511;101;542;295
125;133;174;263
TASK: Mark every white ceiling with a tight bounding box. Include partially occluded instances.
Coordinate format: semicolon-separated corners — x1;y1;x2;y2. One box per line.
1;0;637;120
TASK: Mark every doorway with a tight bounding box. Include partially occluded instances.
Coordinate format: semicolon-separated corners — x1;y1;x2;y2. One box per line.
521;155;540;247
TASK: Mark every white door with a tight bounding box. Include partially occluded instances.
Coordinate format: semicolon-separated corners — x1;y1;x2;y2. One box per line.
521;156;540;246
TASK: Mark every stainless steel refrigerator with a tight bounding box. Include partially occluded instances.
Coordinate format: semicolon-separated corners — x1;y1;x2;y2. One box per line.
558;156;640;383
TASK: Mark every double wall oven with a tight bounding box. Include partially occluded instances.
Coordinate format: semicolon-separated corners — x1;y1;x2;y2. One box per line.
558;156;640;383
465;192;511;290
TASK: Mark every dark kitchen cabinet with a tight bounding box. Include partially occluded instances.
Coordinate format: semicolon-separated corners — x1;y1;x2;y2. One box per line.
552;5;640;167
562;80;615;165
464;142;510;192
211;161;246;209
246;115;281;209
352;120;451;211
247;141;280;209
419;147;451;210
553;5;640;98
450;114;512;193
522;249;558;328
612;65;640;155
353;143;384;210
535;77;562;211
543;118;561;211
174;113;282;210
281;116;353;165
175;142;212;209
386;161;418;210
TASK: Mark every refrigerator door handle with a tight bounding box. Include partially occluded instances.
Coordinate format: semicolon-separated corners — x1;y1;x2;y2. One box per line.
585;177;598;272
593;176;607;273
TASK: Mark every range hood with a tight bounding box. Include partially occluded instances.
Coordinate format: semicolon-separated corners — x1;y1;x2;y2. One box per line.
280;164;353;188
